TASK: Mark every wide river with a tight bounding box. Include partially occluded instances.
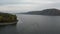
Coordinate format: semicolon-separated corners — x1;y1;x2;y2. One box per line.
0;14;60;34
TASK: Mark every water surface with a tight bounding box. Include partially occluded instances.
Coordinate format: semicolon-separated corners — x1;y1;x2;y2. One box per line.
0;14;60;34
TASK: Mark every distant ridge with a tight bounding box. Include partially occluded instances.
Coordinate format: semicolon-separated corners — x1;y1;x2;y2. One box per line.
22;8;60;15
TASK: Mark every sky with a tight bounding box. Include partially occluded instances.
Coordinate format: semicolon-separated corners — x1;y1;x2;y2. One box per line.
0;0;60;13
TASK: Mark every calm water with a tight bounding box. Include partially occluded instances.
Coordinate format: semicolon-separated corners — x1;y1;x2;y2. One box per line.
0;14;60;34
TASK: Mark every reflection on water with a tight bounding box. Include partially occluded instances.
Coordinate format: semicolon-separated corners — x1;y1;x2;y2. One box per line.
0;14;60;34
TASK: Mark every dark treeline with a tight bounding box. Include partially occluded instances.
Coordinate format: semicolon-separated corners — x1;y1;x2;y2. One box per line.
0;12;17;23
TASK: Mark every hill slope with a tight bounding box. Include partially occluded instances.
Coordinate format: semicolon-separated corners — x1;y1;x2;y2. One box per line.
24;9;60;15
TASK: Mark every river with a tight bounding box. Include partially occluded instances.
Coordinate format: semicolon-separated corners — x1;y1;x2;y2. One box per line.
0;14;60;34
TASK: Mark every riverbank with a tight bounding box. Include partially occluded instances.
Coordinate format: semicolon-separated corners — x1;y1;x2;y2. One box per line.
0;12;18;25
0;20;18;25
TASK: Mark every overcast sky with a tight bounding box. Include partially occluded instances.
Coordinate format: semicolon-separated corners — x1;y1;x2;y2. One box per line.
0;0;60;13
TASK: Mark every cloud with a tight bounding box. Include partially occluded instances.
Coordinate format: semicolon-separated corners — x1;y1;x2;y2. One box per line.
0;0;60;12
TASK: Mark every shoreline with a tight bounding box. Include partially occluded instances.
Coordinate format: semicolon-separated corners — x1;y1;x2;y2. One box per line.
0;20;18;25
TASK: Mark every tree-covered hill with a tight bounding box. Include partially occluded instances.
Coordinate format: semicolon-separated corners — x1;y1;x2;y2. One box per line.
0;12;17;23
23;8;60;15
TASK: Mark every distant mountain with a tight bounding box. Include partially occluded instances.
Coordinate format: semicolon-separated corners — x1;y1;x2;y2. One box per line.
22;8;60;15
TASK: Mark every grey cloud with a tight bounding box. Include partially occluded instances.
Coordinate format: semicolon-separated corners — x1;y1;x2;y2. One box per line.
0;0;60;12
42;0;60;1
0;0;21;5
0;0;60;5
33;3;60;11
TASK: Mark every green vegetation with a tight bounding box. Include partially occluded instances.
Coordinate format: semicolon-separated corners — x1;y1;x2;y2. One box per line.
0;13;17;23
